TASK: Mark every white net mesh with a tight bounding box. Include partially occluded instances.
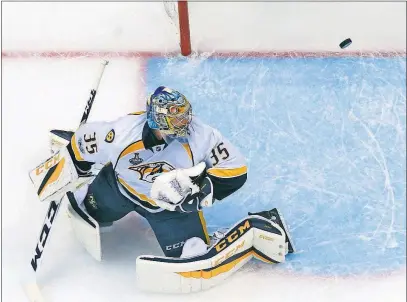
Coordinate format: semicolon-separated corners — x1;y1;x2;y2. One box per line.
163;1;181;50
163;1;179;30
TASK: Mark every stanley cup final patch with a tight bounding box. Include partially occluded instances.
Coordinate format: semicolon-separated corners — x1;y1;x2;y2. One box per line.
105;129;115;143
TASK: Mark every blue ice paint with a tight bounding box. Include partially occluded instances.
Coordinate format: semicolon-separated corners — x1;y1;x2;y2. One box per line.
146;56;406;276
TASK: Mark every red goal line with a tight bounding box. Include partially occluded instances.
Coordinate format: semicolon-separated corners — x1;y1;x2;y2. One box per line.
2;50;406;59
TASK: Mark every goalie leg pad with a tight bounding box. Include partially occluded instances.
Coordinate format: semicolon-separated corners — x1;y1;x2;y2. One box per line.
180;237;208;258
250;216;287;262
136;215;287;293
67;192;101;261
249;208;296;253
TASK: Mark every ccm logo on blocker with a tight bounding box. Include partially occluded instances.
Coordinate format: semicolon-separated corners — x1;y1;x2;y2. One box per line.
35;153;61;175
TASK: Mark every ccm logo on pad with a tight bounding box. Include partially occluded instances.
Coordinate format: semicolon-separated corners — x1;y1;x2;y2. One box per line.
215;220;251;252
166;241;185;251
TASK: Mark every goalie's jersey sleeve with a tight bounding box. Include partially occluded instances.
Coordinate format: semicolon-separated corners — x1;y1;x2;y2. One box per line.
188;118;248;200
69;114;145;165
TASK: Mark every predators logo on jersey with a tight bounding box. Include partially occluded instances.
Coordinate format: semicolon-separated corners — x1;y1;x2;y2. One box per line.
104;129;115;143
129;162;175;183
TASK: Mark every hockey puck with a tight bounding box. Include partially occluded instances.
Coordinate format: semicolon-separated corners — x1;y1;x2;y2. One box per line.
340;38;352;49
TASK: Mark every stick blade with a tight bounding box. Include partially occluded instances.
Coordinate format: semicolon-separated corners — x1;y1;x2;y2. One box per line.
23;281;46;302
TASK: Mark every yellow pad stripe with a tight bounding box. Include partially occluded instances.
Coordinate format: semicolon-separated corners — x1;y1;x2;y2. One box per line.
177;250;253;279
198;211;210;244
119;140;145;159
118;177;157;206
71;135;84;161
252;251;274;264
207;166;247;178
38;158;66;196
177;250;275;280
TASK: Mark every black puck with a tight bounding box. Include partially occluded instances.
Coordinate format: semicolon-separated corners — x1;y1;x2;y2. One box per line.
340;38;352;49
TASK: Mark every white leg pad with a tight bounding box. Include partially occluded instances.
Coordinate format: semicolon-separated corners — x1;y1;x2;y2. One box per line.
67;203;102;261
136;215;287;293
180;237;208;258
252;222;287;262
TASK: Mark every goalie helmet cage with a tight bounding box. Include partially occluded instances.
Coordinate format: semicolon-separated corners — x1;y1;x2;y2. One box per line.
164;1;192;56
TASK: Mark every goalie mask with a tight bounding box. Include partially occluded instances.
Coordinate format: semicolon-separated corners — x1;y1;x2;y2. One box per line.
147;86;192;137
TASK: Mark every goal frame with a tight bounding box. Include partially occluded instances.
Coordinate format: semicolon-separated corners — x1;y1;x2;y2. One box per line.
177;1;192;56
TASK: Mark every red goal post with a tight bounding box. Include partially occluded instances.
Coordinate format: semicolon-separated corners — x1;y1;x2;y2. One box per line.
178;1;192;56
164;1;192;56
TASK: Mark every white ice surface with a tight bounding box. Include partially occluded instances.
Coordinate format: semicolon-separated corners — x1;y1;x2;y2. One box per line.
2;58;406;302
2;2;406;53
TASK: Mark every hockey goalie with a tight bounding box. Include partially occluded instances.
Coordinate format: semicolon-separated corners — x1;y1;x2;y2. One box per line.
30;86;295;293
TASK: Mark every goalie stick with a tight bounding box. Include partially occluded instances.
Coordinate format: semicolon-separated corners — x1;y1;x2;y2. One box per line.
79;61;109;125
24;60;109;302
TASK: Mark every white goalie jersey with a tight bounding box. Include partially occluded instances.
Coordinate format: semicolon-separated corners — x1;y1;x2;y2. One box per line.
69;112;248;213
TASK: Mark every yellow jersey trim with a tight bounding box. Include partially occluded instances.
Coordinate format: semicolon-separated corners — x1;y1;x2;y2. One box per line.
118;140;145;160
71;134;84;161
117;177;157;206
182;143;194;163
207;166;247;178
198;211;210;244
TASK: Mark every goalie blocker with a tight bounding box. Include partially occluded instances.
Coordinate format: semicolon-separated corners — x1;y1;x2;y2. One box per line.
136;208;295;293
29;147;80;202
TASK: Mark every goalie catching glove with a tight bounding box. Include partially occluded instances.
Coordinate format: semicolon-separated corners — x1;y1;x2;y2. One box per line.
150;162;214;213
